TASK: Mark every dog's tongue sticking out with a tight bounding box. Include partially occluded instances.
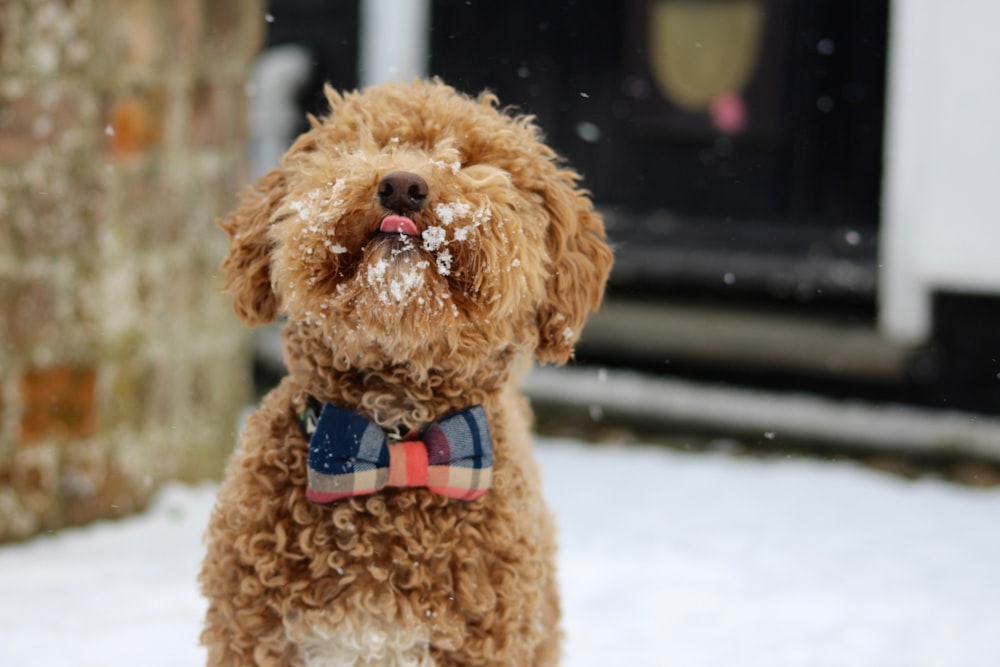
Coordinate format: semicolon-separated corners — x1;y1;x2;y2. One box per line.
379;215;419;236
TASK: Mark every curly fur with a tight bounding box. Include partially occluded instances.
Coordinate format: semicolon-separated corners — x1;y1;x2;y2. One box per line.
201;79;613;666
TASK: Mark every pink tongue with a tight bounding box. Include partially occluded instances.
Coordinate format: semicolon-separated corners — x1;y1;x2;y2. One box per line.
379;215;419;236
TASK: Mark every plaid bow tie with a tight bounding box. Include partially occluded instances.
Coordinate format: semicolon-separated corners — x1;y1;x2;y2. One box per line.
299;397;493;503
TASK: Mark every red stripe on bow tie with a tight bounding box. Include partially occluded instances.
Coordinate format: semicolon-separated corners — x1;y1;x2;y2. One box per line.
388;440;429;489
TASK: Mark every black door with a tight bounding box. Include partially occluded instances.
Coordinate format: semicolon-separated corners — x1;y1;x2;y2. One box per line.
431;0;889;303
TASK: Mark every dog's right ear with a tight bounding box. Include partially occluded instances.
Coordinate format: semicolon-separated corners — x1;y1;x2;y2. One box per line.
218;167;287;326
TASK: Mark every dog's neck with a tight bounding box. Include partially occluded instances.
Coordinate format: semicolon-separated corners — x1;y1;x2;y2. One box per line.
281;321;524;432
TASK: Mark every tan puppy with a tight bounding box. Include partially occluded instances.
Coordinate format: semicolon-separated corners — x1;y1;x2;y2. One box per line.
200;79;613;666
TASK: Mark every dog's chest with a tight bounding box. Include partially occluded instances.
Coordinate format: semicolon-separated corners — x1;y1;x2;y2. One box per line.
286;609;438;667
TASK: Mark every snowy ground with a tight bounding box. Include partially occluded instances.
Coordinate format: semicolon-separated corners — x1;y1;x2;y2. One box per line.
2;438;999;667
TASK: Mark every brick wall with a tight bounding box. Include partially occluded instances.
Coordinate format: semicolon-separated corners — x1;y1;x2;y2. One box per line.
0;0;263;541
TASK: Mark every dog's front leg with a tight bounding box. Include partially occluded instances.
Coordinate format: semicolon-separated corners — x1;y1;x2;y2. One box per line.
201;545;299;666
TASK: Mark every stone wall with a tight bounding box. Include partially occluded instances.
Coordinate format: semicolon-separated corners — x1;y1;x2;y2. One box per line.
0;0;263;541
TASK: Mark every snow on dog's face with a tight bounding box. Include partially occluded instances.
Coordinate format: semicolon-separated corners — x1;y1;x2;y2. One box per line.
219;80;612;366
268;138;544;350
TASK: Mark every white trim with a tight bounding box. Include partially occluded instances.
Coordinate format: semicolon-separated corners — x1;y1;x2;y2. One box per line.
879;0;1000;344
526;366;1000;461
359;0;432;87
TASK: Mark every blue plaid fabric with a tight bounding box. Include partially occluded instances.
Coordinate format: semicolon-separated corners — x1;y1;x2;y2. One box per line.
299;397;493;503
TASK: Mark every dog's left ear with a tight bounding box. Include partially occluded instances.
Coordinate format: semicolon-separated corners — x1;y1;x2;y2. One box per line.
534;170;614;364
218;167;288;326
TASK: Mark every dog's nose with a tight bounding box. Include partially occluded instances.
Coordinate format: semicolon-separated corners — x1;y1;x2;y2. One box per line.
377;171;429;212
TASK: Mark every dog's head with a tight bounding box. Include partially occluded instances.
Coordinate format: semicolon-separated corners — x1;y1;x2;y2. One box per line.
220;79;612;367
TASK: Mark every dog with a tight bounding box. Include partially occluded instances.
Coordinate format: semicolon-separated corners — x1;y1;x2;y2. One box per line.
200;79;613;666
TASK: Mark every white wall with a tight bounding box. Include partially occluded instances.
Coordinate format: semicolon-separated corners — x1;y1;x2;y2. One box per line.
880;0;1000;344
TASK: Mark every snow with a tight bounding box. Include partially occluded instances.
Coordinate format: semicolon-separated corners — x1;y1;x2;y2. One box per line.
432;201;471;226
362;256;429;305
429;158;461;175
289;179;346;223
435;248;452;276
2;438;999;667
421;226;447;252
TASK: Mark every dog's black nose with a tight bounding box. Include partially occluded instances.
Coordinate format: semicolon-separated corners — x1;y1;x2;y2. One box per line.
377;171;429;212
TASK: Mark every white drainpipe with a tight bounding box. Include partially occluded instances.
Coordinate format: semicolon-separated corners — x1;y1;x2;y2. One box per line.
359;0;432;87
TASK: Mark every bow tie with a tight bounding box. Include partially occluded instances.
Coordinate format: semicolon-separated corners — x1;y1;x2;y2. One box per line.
298;397;493;503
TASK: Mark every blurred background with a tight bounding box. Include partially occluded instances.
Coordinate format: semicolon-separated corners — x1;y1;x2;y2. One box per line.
251;2;1000;469
2;0;1000;543
253;0;1000;409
